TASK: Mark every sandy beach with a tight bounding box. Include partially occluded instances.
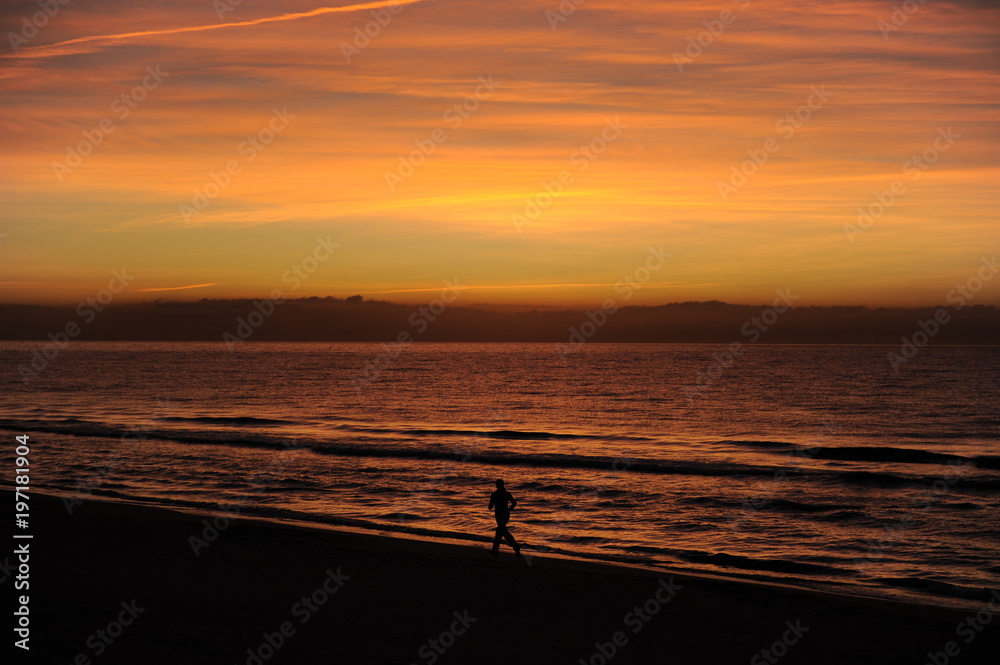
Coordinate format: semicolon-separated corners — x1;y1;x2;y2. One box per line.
16;492;997;664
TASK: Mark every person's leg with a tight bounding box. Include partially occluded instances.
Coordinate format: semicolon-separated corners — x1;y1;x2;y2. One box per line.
503;527;520;555
493;513;511;555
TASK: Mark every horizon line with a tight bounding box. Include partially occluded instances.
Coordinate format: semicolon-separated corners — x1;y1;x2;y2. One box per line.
1;296;997;311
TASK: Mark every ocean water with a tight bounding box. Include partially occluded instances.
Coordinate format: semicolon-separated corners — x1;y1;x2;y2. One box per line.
2;341;998;611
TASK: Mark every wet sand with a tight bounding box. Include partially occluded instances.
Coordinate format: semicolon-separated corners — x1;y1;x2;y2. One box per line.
21;493;999;664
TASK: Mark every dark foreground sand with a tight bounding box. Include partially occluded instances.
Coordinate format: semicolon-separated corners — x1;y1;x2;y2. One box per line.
18;493;999;664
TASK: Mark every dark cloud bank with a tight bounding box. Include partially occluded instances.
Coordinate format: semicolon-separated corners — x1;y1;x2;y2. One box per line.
1;298;998;344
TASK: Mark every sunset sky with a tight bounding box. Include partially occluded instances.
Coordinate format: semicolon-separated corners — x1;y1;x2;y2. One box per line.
1;0;997;307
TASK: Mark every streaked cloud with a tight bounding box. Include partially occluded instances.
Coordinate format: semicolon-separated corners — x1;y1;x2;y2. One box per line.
134;282;221;292
3;0;430;60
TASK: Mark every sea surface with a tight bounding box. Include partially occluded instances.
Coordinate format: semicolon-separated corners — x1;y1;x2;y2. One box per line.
2;341;998;611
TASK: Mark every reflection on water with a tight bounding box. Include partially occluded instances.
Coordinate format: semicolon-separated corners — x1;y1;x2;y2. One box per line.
1;341;998;610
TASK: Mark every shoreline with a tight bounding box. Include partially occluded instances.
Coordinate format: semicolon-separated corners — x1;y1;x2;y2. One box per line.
21;485;997;612
67;491;980;611
21;492;1000;664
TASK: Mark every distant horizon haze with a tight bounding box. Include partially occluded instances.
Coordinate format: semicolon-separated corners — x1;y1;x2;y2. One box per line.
1;297;997;345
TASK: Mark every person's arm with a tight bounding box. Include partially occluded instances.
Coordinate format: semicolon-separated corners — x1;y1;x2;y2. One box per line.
488;492;495;511
509;494;517;511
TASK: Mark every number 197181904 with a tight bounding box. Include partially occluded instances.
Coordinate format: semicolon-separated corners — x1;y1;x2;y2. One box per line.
15;435;30;517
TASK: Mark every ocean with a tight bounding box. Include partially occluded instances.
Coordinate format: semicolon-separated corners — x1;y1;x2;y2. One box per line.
2;341;998;611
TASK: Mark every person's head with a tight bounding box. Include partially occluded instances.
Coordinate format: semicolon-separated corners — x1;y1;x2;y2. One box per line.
495;479;505;489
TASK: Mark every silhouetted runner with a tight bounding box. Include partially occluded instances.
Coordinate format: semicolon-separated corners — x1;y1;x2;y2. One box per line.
489;479;520;557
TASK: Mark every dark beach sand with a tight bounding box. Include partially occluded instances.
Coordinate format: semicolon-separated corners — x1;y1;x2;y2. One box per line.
21;493;998;664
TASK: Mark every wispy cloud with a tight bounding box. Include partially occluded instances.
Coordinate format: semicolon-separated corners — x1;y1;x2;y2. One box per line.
135;282;221;293
4;0;428;60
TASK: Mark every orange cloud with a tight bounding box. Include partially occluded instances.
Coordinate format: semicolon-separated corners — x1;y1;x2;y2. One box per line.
1;0;997;307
